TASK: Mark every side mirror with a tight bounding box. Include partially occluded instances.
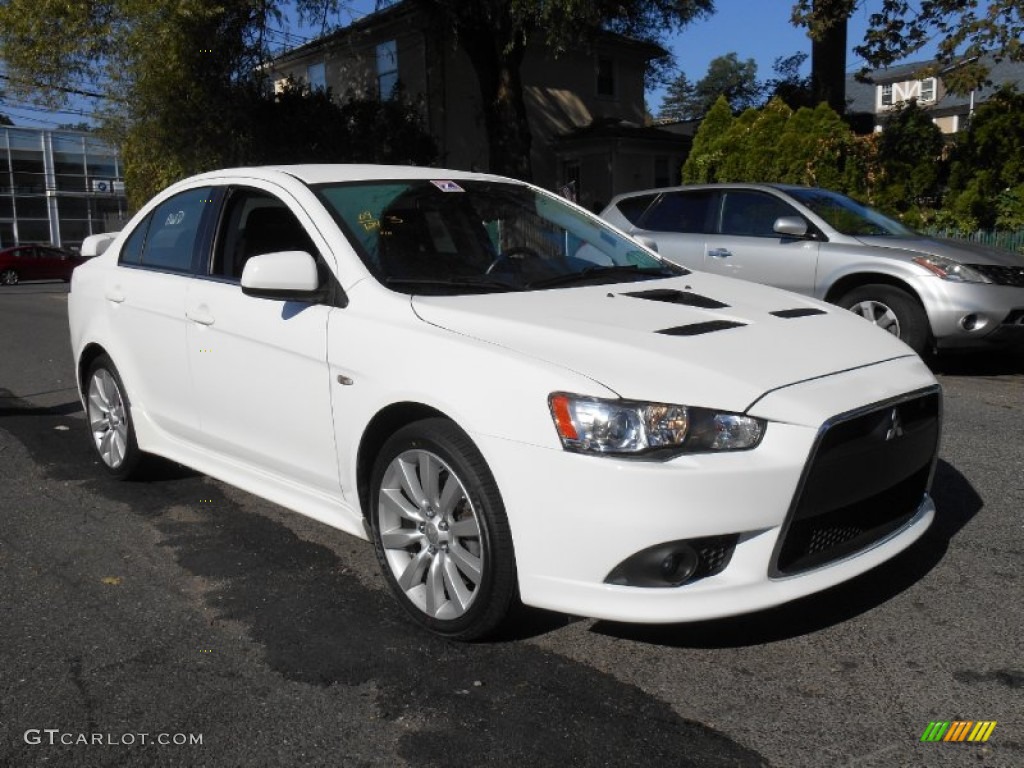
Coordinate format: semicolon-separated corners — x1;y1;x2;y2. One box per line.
81;232;119;257
240;250;323;301
774;216;809;238
634;236;660;253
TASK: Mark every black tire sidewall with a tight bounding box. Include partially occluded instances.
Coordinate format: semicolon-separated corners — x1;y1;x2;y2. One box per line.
369;418;517;640
839;284;930;354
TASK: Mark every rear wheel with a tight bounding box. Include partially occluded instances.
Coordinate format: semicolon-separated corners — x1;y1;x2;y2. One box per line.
370;418;517;640
838;284;931;355
1;268;18;285
85;355;145;479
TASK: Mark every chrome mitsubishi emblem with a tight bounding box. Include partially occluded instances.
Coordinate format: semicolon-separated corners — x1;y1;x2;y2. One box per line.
885;407;905;441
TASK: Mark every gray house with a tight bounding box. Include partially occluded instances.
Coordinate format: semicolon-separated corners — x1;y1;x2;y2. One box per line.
847;55;1024;134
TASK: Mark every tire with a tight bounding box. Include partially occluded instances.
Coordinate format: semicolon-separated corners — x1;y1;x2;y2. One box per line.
369;418;517;640
1;269;18;285
838;284;931;355
84;355;145;479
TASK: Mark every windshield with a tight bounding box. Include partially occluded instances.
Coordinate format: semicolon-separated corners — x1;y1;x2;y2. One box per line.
316;179;684;294
786;187;916;237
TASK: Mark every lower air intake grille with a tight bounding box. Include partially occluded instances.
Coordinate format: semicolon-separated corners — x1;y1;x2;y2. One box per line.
773;391;940;576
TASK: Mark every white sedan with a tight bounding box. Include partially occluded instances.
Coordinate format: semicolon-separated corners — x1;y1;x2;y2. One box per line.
69;165;941;639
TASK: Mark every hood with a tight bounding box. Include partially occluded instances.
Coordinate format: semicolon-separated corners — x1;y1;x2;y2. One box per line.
411;273;914;414
855;236;1024;267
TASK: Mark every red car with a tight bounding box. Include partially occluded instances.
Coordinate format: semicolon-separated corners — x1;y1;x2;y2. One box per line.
0;244;87;285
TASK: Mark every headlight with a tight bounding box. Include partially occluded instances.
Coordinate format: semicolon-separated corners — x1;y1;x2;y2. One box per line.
548;393;765;457
913;255;993;283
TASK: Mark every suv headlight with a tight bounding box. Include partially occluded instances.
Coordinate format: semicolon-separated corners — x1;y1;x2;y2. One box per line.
913;255;993;283
548;393;765;457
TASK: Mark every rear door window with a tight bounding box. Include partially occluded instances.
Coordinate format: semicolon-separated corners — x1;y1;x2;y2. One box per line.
639;190;715;233
138;187;213;272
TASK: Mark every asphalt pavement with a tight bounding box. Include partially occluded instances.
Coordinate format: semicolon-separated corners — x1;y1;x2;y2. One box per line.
1;282;1021;767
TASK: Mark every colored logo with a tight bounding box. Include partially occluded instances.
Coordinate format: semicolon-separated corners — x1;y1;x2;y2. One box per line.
920;721;997;742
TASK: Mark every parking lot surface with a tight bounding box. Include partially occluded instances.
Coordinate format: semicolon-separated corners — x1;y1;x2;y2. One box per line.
1;283;1021;767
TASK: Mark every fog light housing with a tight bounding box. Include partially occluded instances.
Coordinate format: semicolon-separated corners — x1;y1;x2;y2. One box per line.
605;534;739;587
959;313;991;332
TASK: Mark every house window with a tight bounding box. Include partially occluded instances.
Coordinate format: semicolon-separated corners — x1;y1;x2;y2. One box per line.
880;84;893;107
920;77;936;103
597;57;615;97
307;62;326;92
377;40;398;100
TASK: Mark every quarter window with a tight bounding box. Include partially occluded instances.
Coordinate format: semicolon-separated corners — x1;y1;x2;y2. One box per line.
718;191;798;238
212;189;317;280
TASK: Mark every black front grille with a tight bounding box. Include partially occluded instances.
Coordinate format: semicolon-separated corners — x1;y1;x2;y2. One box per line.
969;264;1024;287
773;391;940;576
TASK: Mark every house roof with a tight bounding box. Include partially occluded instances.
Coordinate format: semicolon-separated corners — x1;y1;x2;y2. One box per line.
553;117;690;148
845;54;1024;115
271;0;667;66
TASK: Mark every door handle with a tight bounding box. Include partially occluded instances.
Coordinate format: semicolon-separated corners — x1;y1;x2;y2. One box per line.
186;307;215;326
105;287;126;303
708;248;732;259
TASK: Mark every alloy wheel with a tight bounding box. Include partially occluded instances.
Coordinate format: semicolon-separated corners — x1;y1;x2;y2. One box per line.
377;449;484;620
87;368;130;468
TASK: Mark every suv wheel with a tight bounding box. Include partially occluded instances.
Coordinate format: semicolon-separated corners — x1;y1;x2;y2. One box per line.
838;284;930;355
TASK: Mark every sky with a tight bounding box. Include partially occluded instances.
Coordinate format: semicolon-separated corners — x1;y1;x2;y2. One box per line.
1;0;944;129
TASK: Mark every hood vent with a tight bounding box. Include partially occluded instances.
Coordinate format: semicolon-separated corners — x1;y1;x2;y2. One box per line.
771;308;827;319
623;289;729;309
657;320;746;336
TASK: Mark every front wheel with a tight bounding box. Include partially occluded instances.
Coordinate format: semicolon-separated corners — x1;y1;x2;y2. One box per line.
838;284;931;355
85;355;145;479
370;418;517;640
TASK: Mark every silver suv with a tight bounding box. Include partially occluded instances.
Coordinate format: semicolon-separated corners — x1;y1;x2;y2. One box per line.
601;184;1024;355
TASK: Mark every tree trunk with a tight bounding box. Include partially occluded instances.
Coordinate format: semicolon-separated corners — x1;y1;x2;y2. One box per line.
810;0;850;114
459;31;533;181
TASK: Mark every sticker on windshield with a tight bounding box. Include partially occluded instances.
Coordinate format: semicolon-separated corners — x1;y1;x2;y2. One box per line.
430;180;465;193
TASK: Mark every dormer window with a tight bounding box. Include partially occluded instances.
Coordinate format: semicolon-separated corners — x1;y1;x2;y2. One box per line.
920;77;936;103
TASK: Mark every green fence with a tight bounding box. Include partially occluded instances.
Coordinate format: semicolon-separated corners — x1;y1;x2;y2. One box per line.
923;228;1024;254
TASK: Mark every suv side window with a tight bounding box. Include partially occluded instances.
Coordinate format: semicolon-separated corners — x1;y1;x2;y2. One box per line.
211;188;318;280
639;190;714;234
718;190;799;238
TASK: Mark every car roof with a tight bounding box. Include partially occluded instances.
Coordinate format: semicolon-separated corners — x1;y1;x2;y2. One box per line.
186;164;515;187
612;182;823;201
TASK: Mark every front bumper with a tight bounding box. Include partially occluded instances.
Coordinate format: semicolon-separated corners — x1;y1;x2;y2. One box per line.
475;356;939;624
912;277;1024;348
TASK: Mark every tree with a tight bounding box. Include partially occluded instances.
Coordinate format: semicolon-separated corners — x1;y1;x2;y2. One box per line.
682;95;734;182
658;52;760;120
399;0;714;180
763;52;814;110
0;0;436;205
855;0;1024;93
943;88;1024;229
791;0;856;113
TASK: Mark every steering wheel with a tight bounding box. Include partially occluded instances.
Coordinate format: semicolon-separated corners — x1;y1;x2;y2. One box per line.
485;246;544;275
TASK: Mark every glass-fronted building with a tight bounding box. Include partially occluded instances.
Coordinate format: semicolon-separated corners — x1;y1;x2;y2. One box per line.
0;126;129;250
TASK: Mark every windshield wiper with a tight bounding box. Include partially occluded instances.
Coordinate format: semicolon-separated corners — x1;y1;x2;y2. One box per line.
525;264;686;290
384;276;523;293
